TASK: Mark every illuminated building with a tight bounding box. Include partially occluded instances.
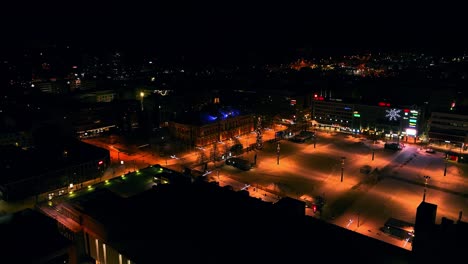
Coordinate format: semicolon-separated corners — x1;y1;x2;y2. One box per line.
168;106;254;147
0;140;110;201
427;111;468;153
312;97;422;141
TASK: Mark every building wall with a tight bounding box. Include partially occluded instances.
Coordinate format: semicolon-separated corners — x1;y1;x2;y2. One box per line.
313;100;422;138
0;131;32;147
169;114;254;147
312;100;355;131
0;155;110;201
86;233;134;264
428;112;468;146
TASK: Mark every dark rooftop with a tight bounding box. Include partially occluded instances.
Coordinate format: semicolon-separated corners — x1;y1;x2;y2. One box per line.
0;139;109;184
72;182;414;264
0;208;72;263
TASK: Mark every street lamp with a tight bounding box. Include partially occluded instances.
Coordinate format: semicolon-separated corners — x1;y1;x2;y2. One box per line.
276;142;281;165
444;158;448;176
340;157;346;182
423;175;431;202
140;91;145;111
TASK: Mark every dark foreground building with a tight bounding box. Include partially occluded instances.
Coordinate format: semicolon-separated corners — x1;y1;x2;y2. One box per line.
3;165;466;263
53;181;413;264
413;201;468;263
0;208;73;263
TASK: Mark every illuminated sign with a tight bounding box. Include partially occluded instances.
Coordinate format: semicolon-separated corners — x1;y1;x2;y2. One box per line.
378;102;391;107
406;128;417;136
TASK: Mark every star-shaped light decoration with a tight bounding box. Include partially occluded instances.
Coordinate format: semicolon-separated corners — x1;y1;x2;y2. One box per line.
385;108;401;121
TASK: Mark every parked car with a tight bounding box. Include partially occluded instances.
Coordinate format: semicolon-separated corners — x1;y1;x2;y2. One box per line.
425;148;436;154
225;157;251;171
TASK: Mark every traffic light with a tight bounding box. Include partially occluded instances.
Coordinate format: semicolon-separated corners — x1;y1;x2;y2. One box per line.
313;205;317;213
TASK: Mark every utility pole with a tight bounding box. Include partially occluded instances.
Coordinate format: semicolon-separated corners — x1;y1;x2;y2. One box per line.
444;158;448;176
277;142;281;165
423;175;430;202
341;157;346;182
256;116;263;150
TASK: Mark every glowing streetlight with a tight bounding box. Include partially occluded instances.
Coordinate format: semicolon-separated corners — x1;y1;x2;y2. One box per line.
140;91;145;111
423;175;431;202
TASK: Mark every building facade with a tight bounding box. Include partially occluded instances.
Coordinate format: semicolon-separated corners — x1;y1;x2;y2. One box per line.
0;142;110;201
169;114;254;147
312;98;422;142
427;111;468;150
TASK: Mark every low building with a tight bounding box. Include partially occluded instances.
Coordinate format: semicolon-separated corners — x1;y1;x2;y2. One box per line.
0;130;32;148
0;208;73;264
169;105;254;147
74;90;117;103
47;181;413;264
427;111;468;150
0;139;110;201
413;201;468;262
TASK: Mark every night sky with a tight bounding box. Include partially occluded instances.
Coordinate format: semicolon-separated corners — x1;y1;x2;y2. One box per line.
2;2;467;58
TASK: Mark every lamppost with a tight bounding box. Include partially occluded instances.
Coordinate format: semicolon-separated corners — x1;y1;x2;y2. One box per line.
341;157;346;182
256;116;264;150
277;142;281;165
423;175;431;202
140;91;145;111
444;158;448;176
357;212;360;228
372;140;375;161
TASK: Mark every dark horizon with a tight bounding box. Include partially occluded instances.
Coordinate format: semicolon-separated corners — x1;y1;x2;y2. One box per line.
2;2;468;60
